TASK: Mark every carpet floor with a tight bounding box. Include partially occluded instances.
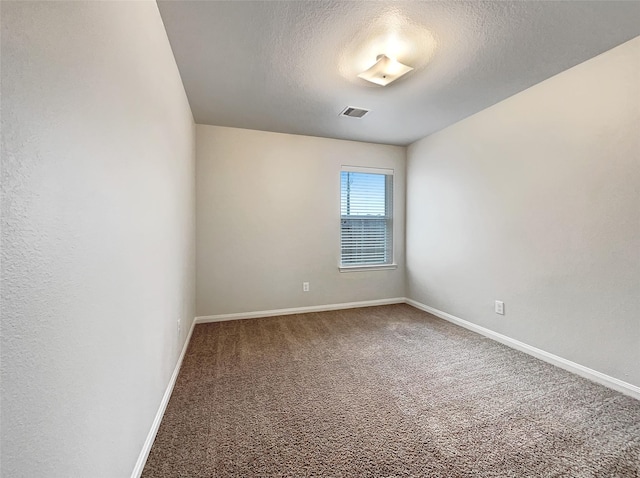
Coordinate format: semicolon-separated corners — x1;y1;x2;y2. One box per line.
142;304;640;477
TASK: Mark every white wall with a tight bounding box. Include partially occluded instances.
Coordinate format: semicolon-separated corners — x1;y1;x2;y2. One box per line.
406;37;640;387
1;2;195;477
196;125;405;316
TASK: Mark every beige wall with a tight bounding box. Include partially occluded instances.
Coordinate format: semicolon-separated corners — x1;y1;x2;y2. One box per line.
1;2;196;476
406;37;640;387
196;125;405;316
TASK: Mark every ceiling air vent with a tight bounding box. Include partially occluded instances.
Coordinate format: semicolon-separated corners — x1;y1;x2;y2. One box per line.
340;106;369;119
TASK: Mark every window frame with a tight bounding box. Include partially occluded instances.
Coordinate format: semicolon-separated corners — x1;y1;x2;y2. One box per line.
339;166;397;272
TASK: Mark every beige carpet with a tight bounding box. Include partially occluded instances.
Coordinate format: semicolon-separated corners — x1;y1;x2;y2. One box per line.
142;304;640;477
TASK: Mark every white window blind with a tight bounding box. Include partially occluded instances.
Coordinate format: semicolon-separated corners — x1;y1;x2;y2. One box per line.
340;168;393;266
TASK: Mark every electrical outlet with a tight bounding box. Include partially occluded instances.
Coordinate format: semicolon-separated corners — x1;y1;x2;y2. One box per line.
495;300;504;315
303;282;310;292
177;318;181;334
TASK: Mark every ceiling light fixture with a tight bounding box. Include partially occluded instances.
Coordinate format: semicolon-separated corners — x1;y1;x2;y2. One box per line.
357;54;414;86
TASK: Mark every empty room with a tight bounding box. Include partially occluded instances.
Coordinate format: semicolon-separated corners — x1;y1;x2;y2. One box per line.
1;1;639;477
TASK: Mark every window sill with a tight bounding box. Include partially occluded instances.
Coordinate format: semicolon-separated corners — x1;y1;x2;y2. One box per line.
339;264;398;273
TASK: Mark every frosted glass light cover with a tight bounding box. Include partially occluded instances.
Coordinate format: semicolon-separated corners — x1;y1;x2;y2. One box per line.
357;55;413;86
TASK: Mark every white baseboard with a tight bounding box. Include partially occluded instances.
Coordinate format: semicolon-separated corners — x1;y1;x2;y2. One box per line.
130;318;197;478
405;298;640;401
195;297;406;324
131;297;637;477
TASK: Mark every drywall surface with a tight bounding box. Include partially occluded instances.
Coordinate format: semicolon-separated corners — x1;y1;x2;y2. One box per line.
406;37;640;387
1;2;195;477
196;125;405;316
158;1;640;145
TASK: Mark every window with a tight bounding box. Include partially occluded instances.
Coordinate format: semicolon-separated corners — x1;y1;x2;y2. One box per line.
340;167;394;270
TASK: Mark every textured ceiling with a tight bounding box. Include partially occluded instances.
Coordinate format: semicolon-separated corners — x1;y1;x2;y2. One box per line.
157;1;640;146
